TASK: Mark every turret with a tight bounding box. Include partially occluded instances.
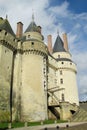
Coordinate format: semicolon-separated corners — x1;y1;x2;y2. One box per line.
16;15;48;121
52;34;71;60
24;14;44;41
52;33;79;106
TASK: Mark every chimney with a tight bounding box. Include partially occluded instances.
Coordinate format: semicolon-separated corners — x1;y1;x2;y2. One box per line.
62;33;69;52
16;22;23;38
47;35;53;54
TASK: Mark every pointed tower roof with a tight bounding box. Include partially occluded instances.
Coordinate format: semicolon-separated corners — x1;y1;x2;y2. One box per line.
25;14;39;33
0;17;15;36
53;34;66;53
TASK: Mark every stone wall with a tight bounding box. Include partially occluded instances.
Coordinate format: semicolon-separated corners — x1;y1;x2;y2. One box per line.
0;44;13;121
20;51;48;121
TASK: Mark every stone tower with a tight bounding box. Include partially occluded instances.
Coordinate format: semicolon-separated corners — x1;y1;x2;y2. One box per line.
48;33;79;120
13;16;48;121
52;34;79;106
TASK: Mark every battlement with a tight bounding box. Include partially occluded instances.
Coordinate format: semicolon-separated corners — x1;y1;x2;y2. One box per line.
22;40;48;56
0;30;17;51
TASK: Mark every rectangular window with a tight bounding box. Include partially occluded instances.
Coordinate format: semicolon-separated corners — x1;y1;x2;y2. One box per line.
61;93;65;101
60;70;62;75
60;78;63;84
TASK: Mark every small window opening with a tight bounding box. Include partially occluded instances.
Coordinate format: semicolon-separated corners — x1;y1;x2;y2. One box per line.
61;93;65;101
60;70;62;75
58;55;60;58
31;42;34;45
5;31;7;35
28;35;30;38
60;78;63;84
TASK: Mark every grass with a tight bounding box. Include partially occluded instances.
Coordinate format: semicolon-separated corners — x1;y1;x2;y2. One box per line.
0;122;8;129
0;119;68;129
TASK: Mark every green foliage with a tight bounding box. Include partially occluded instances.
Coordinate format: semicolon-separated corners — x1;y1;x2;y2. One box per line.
0;122;8;129
28;121;41;126
0;110;10;122
12;122;24;128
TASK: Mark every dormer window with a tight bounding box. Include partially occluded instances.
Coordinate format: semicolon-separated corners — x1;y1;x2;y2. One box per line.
28;35;30;38
58;55;60;58
5;31;7;35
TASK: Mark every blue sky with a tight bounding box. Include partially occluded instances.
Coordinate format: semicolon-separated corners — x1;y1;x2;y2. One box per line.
50;0;87;13
0;0;87;101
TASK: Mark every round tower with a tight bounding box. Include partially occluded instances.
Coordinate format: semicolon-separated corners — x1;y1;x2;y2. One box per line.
20;16;48;121
52;34;79;106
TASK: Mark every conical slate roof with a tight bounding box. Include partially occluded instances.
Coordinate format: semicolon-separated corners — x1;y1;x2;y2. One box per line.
53;35;66;53
25;13;41;33
0;17;15;36
25;21;39;32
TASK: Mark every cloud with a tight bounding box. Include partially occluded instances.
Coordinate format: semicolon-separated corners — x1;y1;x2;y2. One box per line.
74;52;87;71
48;1;70;17
77;74;87;101
68;33;77;45
74;13;87;20
83;24;87;34
0;0;87;101
71;50;87;101
0;0;50;32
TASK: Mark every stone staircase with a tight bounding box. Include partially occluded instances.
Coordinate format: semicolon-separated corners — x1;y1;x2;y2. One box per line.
48;106;60;119
71;107;87;122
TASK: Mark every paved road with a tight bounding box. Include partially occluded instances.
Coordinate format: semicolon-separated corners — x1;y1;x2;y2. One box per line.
8;122;87;130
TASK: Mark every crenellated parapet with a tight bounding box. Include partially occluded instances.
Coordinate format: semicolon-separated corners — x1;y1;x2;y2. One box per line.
22;40;48;56
0;30;47;56
0;30;17;51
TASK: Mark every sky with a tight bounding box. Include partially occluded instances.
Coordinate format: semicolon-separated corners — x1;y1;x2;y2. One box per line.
0;0;87;101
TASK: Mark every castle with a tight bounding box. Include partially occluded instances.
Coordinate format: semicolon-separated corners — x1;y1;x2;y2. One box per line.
0;15;79;122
